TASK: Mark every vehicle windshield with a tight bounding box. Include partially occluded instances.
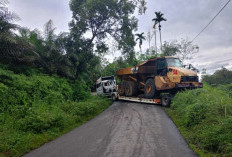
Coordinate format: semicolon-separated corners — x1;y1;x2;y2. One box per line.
166;58;182;67
103;80;115;87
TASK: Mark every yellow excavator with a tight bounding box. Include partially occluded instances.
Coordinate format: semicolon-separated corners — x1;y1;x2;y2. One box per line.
115;56;203;106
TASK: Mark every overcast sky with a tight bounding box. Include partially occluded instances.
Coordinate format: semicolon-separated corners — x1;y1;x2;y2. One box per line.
8;0;232;74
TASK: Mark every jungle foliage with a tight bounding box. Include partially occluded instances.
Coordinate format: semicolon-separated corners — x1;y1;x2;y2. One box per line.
0;67;111;157
202;67;232;86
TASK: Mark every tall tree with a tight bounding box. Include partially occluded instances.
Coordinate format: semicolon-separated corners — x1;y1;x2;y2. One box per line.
176;38;199;63
0;0;18;33
0;1;37;64
160;39;199;64
152;11;167;52
146;30;153;51
135;32;146;53
161;41;179;56
44;19;56;45
152;22;158;53
138;0;147;15
69;0;138;78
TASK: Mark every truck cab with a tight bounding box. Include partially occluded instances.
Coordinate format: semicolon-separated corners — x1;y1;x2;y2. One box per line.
155;57;202;90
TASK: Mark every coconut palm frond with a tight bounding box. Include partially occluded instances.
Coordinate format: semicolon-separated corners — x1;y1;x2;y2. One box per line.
135;32;146;53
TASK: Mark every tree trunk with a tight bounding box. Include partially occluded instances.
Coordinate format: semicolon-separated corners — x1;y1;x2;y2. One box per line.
154;30;157;53
159;24;162;52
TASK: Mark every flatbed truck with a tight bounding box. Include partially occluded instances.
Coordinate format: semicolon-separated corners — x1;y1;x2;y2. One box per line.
111;56;202;107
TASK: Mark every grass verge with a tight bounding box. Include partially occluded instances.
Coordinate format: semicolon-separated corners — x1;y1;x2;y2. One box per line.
0;95;111;157
165;85;232;157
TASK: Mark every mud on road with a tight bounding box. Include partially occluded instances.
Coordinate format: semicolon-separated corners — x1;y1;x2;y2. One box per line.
24;101;197;157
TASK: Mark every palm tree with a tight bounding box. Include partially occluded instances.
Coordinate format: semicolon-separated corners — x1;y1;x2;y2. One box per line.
152;11;167;52
135;32;146;53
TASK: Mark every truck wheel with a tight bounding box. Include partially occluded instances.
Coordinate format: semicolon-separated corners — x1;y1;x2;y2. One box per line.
132;82;139;96
118;82;125;96
125;81;132;97
125;81;137;97
144;79;155;99
161;94;171;107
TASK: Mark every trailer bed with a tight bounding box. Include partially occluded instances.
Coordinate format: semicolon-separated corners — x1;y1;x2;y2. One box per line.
110;92;161;105
118;96;161;104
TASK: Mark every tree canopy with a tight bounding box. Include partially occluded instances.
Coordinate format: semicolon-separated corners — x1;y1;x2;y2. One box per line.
68;0;138;78
69;0;137;53
135;32;146;52
203;67;232;85
160;39;199;64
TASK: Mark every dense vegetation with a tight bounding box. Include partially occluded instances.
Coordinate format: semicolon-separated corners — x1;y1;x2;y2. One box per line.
202;68;232;95
0;66;111;157
166;68;232;156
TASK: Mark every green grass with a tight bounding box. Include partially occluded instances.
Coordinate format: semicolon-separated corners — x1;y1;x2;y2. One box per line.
0;67;112;157
165;85;232;157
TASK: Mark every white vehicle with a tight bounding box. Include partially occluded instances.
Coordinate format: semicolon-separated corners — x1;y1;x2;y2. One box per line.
96;76;117;95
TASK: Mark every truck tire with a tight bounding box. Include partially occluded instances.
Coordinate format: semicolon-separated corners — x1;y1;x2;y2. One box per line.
132;82;139;96
125;81;132;97
125;81;138;97
118;82;125;96
161;94;171;107
144;78;156;99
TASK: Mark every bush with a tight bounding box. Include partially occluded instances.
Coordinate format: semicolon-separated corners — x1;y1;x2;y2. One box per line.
18;105;66;133
167;85;232;156
0;67;112;157
185;103;207;127
218;83;232;96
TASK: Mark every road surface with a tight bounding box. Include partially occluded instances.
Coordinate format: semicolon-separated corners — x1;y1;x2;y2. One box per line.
24;101;197;157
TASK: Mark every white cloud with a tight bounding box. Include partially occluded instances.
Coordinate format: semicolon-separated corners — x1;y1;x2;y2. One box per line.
192;47;232;73
8;0;72;33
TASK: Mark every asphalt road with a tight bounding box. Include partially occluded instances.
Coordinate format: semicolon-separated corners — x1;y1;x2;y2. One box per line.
24;101;197;157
